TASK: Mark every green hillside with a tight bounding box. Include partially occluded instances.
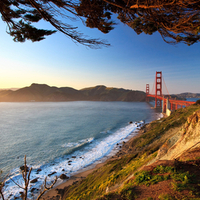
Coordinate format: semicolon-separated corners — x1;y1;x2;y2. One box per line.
62;103;200;200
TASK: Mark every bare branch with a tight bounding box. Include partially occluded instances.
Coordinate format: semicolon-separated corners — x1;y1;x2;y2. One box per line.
10;177;24;190
0;178;5;200
36;176;58;200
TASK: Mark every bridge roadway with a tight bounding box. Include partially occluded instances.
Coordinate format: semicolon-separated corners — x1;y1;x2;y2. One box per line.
147;94;196;113
146;71;196;115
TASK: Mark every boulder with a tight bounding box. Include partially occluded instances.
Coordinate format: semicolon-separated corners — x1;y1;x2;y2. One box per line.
30;178;38;183
72;156;76;158
20;165;29;171
59;174;69;180
48;171;56;176
36;168;42;173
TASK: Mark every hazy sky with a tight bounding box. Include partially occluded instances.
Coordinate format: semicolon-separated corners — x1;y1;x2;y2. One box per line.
0;15;200;94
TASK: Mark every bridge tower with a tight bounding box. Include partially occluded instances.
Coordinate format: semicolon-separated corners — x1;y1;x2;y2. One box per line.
155;71;162;108
146;84;149;102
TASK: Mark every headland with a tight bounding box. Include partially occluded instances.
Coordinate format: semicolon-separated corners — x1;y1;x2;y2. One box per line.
42;102;200;200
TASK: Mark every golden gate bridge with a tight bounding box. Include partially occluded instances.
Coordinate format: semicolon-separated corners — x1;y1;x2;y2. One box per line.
146;71;195;116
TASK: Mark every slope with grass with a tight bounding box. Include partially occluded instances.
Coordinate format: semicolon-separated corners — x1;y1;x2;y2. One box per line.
62;103;200;200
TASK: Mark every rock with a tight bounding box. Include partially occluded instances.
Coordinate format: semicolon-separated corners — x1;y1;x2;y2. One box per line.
20;165;29;171
36;168;42;172
157;110;200;161
30;178;38;183
129;121;133;124
68;163;71;165
68;160;72;163
59;174;69;180
62;169;65;171
72;181;78;185
72;156;76;158
48;171;56;176
30;188;36;193
56;188;65;196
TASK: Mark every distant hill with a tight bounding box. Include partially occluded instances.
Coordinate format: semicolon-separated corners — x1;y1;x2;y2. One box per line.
0;88;19;91
173;92;200;99
81;85;145;102
0;84;146;102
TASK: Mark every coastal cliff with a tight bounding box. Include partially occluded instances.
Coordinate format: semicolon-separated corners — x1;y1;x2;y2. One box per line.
58;103;200;200
0;84;146;102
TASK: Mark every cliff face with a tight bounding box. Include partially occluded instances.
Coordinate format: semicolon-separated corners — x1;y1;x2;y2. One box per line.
0;84;146;102
157;109;200;160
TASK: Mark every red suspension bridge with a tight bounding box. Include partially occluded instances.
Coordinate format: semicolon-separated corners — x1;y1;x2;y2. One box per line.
146;71;195;116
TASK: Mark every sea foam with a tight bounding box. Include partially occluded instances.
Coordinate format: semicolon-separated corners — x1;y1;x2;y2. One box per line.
3;121;144;199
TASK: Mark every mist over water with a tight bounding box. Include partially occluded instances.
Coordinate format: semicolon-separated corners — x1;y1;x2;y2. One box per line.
0;101;158;199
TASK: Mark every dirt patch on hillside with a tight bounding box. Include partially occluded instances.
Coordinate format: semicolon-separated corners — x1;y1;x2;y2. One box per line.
131;148;200;200
178;147;200;161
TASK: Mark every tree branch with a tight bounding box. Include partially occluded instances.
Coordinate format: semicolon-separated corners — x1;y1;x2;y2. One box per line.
36;176;58;200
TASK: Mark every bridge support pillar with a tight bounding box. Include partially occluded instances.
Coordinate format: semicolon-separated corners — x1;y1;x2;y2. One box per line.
166;98;169;110
162;96;164;113
155;71;162;108
171;103;173;110
146;84;149;102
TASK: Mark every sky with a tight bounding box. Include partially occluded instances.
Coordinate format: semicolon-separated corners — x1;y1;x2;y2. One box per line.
0;14;200;94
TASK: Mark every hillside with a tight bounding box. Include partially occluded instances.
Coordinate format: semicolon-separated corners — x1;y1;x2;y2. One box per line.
173;92;200;99
0;84;87;102
0;84;146;102
81;85;146;102
58;103;200;200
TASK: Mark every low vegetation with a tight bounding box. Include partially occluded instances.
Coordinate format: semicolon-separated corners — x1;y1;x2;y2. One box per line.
1;103;200;200
63;103;200;200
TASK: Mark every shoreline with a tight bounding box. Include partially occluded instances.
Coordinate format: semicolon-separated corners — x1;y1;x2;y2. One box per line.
42;111;164;199
42;160;108;199
3;120;147;200
41;122;149;200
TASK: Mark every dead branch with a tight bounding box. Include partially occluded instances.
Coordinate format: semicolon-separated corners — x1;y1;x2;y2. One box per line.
9;155;32;200
36;176;58;200
0;179;5;200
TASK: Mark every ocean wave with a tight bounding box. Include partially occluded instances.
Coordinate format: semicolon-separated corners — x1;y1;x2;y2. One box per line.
61;137;94;148
100;130;113;134
3;121;144;200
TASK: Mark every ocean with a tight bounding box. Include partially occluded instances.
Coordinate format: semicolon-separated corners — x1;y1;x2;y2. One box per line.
0;101;160;199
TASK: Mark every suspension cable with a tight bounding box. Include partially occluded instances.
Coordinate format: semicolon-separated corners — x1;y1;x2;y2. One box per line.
151;75;155;95
163;76;171;98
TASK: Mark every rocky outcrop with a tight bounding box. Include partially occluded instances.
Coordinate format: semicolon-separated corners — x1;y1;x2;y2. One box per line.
59;174;69;180
157;110;200;160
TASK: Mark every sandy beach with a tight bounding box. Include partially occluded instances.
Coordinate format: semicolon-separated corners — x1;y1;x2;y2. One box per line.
42;162;106;200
